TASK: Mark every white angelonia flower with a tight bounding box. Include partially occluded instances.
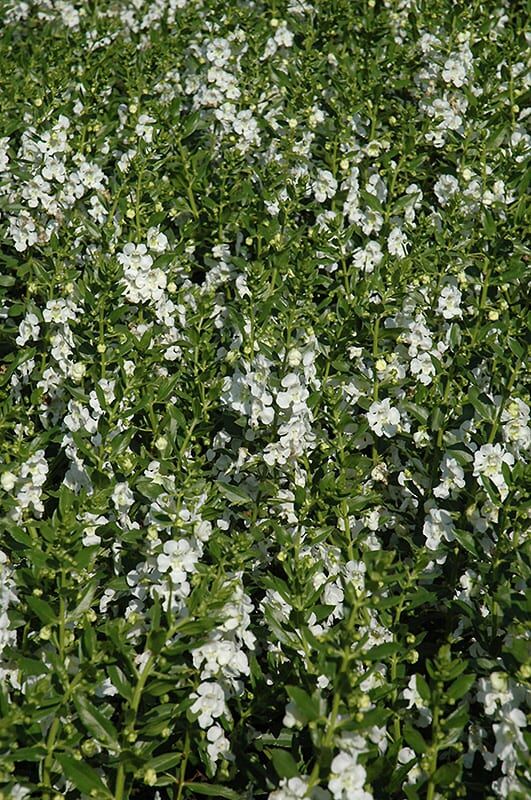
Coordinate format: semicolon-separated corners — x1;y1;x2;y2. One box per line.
328;751;372;800
312;169;337;203
276;373;309;411
410;351;435;385
111;482;134;513
118;243;153;271
423;507;455;550
434;174;459;205
206;724;230;765
268;777;312;800
367;398;400;438
493;708;528;763
351;241;383;273
433;455;466;499
156;539;198;589
189;681;226;728
402;675;432;727
146;226;169;253
16;313;40;346
9;212;39;252
473;443;514;498
387;226;408;258
135;114;155;143
437;284;462;319
442;57;467;86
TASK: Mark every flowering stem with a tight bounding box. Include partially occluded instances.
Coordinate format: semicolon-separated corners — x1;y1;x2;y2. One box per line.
176;730;191;800
487;356;523;444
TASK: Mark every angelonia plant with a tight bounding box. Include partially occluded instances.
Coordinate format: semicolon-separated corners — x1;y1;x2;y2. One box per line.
0;1;529;799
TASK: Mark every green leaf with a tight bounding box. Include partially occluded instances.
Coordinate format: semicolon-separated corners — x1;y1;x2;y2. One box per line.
73;695;120;751
506;638;531;665
184;784;241;799
271;749;299;779
453;529;479;558
434;762;461;786
403;725;427;754
26;596;56;625
216;481;253;505
364;642;401;661
148;752;183;772
107;665;134;703
446;674;475;701
56;754;112;798
285;686;320;721
416;674;431;703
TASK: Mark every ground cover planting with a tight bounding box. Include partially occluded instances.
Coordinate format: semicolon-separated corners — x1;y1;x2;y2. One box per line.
0;1;529;798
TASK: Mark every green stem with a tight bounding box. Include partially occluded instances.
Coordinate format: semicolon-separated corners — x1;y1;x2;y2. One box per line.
177;140;199;220
426;703;440;800
488;356;523;443
114;764;126;800
43;717;61;788
176;730;191;800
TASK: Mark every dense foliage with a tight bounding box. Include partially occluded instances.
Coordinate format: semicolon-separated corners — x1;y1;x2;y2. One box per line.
0;1;529;799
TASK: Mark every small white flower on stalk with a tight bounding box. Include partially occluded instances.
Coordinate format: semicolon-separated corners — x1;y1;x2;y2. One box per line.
473;443;514;499
312;169;338;203
422;507;455;550
387;226;408;258
206;724;231;766
157;538;198;578
111;482;134;513
434;174;459;205
146;226;169;252
268;776;312;800
276;373;309;411
402;675;432;727
442;57;467;87
367;397;401;438
351;241;383;274
410;351;435;385
328;751;372;800
16;313;40;346
189;681;227;728
437;284;462;319
135;114;155;143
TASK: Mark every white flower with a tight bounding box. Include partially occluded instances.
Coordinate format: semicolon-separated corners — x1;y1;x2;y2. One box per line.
156;539;198;585
367;398;400;438
328;752;371;800
402;675;432;727
410;351;435;385
312;169;337;203
1;471;17;492
146;226;169;253
276;373;309;411
387;227;408;258
268;777;311;800
16;313;40;346
493;707;528;763
351;241;383;273
189;681;226;728
423;507;455;550
118;242;153;271
111;482;134;513
433;455;466;499
434;174;459;205
473;443;514;498
442;57;467;87
437;284;462;319
135;114;155;143
206;724;231;765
